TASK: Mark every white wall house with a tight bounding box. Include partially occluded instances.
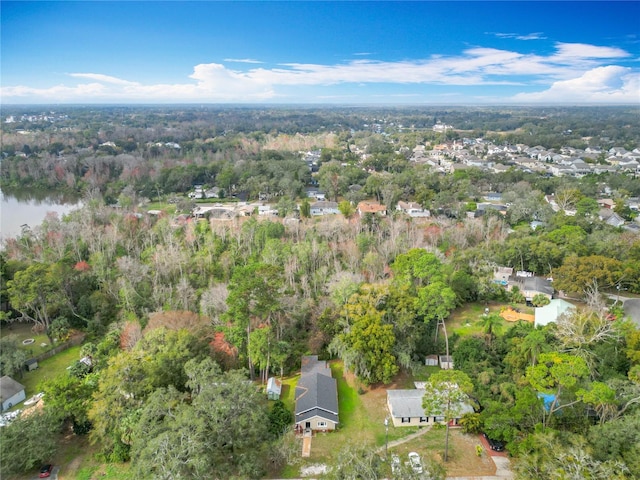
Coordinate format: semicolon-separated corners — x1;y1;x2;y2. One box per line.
0;376;26;411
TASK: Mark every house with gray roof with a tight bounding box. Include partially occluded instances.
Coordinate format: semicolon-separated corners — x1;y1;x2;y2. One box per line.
294;356;338;433
387;389;474;427
1;376;25;411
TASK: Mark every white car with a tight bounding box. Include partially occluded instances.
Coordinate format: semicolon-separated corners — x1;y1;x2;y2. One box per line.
408;451;423;474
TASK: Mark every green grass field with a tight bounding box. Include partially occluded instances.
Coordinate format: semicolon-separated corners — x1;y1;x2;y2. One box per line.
19;345;82;398
1;321;57;357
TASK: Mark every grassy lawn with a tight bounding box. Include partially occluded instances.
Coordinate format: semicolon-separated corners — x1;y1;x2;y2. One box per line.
19;345;82;398
389;428;496;477
143;202;177;214
447;302;528;337
1;321;57;357
278;374;300;413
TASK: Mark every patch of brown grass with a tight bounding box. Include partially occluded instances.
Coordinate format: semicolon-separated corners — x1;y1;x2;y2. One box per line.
390;428;496;477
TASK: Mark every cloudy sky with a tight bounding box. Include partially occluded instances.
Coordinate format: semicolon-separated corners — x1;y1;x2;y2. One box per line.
1;1;639;105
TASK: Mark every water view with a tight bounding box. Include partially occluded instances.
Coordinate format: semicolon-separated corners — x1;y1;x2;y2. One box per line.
0;188;82;240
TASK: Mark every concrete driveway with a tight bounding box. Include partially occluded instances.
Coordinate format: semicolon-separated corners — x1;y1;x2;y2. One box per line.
623;299;640;327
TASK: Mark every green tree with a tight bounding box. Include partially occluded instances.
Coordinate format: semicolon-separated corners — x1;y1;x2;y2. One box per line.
0;336;28;378
0;411;60;477
532;293;551;307
577;381;618;425
520;329;550;367
422;370;474;462
525;352;590;428
480;313;503;345
268;400;293;437
338;200;354;219
224;262;283;379
391;249;443;288
299;198;311;218
41;372;96;427
514;432;631;480
6;262;61;342
326;445;385;480
554;255;624;295
589;411;640;478
131;359;270;479
329;292;398;384
459;412;483;434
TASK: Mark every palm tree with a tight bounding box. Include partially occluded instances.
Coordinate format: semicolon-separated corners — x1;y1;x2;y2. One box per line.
480;313;503;345
520;329;547;366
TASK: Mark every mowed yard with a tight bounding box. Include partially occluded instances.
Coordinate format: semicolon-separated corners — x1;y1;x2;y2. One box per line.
279;360;497;478
447;301;533;336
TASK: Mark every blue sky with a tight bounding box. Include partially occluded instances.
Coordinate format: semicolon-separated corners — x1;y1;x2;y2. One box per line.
1;1;639;104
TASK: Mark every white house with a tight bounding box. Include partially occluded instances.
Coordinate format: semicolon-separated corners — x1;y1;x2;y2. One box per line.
0;376;26;411
310;201;340;216
396;201;430;218
386;389;474;427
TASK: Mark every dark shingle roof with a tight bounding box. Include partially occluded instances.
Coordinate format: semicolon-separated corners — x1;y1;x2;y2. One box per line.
295;356;338;424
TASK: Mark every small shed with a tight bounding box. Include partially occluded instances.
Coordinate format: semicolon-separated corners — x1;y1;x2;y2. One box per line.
0;376;26;411
24;358;39;372
425;355;439;367
439;355;454;370
267;377;282;400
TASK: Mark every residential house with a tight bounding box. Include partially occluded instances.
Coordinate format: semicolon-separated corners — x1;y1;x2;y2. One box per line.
258;205;277;216
0;376;25;411
597;199;616;210
493;266;513;286
599;208;625;227
357;201;387;217
396;201;430;218
310;201;339;216
386;389;474;427
205;187;221;199
519;276;554;302
483;192;503;202
267;377;282;400
294;356;339;433
535;299;576;328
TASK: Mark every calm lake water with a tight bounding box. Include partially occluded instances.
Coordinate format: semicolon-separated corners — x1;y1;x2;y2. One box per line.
0;188;82;240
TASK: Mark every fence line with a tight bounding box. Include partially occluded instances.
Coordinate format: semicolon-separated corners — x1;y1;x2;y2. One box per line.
28;333;86;363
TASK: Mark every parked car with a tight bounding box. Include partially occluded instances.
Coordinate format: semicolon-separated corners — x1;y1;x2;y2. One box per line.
391;454;400;475
39;464;53;478
408;452;423;474
483;433;505;451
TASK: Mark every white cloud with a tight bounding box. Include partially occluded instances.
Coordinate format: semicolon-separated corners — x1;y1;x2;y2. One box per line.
491;32;546;41
223;58;264;64
68;73;139;85
552;43;630;60
1;42;637;104
511;66;640;104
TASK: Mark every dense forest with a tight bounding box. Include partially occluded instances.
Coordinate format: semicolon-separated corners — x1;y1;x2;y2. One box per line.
1;106;640;479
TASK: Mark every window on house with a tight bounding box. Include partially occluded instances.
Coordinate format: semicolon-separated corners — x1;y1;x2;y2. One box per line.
435;416;444;422
317;421;327;428
419;417;428;423
401;417;411;423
